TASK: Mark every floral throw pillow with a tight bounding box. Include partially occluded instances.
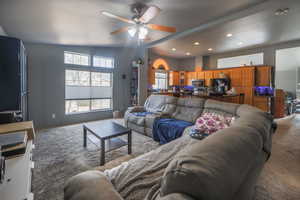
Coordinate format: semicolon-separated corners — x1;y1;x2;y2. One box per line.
195;112;235;135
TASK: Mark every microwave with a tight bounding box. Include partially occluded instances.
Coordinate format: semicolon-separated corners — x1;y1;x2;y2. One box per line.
192;79;205;88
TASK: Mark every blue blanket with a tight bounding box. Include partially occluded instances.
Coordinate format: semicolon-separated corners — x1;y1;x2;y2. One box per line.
132;112;153;117
153;118;193;144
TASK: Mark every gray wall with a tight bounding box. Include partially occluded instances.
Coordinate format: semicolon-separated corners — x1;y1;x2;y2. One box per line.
202;40;300;69
178;58;196;71
25;43;139;129
275;47;300;97
149;50;196;71
149;51;180;71
137;47;149;105
195;55;203;68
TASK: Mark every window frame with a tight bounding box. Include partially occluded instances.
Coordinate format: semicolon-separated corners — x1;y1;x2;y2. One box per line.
64;54;114;115
65;98;113;115
93;56;115;68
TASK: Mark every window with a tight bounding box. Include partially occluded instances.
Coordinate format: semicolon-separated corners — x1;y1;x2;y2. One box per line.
153;71;168;90
91;99;111;110
66;70;90;86
217;53;264;69
93;56;114;68
64;51;90;66
65;100;90;114
65;70;112;114
91;72;112;87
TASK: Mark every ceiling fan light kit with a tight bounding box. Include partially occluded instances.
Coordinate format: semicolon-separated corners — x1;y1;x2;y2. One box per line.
102;3;176;40
138;26;148;40
127;25;149;40
128;27;137;37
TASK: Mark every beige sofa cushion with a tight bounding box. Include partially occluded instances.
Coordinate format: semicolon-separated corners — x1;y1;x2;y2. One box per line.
160;124;265;200
64;170;123;200
145;113;159;128
203;99;240;116
172;98;205;123
144;95;177;113
127;114;145;126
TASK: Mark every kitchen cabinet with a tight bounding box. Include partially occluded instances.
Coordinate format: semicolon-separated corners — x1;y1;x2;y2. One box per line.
230;68;243;87
169;71;179;86
148;66;155;85
256;66;273;86
179;71;187;86
242;67;255;87
274;89;285;118
253;96;271;112
187;72;196;86
204;71;214;86
196;72;205;80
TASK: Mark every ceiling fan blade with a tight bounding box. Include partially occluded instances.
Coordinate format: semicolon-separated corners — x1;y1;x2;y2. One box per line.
143;36;151;41
139;5;161;23
102;11;135;24
147;24;177;33
111;26;130;35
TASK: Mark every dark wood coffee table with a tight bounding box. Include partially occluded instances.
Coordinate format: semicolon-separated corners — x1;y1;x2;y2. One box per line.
83;121;132;166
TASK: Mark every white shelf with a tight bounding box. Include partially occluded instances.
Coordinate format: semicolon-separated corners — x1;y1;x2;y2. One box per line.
0;141;34;200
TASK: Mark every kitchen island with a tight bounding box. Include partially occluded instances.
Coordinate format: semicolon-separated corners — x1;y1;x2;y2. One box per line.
150;92;244;104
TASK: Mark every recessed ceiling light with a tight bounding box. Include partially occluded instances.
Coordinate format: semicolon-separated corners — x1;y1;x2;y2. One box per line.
194;42;200;46
238;42;243;45
208;48;213;51
171;48;176;51
226;33;233;37
186;52;191;56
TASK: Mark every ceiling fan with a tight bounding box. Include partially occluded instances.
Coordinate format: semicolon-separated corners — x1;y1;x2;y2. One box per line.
101;3;177;40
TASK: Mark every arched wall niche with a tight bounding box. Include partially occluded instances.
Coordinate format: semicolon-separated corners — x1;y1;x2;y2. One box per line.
152;58;170;71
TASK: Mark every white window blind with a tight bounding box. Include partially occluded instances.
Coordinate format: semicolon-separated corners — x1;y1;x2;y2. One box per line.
65;70;112;114
93;56;114;68
153;71;168;90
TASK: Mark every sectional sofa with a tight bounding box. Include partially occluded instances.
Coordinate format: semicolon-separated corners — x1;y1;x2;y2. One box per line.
65;95;276;200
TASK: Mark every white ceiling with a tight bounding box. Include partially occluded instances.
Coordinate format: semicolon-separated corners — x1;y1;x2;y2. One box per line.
0;0;263;46
151;0;300;58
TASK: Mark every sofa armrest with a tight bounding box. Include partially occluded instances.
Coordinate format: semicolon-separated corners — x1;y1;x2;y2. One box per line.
64;170;123;200
127;106;145;113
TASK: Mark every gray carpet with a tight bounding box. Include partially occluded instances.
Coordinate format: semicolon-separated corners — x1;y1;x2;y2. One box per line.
32;119;159;200
32;116;300;200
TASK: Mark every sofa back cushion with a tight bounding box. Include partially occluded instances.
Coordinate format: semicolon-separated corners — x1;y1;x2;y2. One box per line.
144;95;177;114
203;99;240;117
160;123;267;200
171;98;206;123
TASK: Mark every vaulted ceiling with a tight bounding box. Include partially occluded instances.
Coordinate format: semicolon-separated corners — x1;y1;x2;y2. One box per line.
150;0;300;58
0;0;263;46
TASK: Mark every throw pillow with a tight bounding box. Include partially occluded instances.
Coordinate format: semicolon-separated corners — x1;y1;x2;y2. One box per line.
194;112;235;134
